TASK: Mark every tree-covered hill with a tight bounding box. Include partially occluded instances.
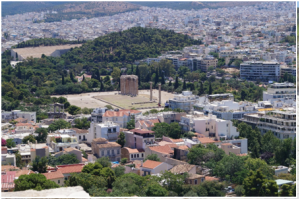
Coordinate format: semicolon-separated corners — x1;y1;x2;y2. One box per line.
12;38;86;49
1;27;201;112
62;27;201;64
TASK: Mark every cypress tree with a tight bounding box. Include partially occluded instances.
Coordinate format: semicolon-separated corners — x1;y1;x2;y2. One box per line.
174;76;179;89
96;69;100;82
70;71;74;82
208;82;213;95
183;80;187;90
82;75;85;82
199;82;204;95
17;66;22;79
161;71;165;85
155;68;159;85
62;74;65;85
168;80;172;86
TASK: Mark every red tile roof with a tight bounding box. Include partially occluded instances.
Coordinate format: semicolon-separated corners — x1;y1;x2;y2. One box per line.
198;137;217;144
103;109;141;117
15;123;33;127
57;165;84;174
177;145;189;150
170;138;184;143
205;176;220;181
149;145;174;155
142;160;162;169
221;143;232;146
123;147;144;154
42;171;64;180
2;171;16;183
130;128;154;134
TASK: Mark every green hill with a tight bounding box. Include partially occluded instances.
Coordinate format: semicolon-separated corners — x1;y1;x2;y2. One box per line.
62;27;201;64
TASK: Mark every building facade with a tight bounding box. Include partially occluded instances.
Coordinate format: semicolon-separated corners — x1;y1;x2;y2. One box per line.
240;61;281;82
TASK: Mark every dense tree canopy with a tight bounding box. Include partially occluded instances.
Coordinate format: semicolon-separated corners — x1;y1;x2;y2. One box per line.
14;173;60;191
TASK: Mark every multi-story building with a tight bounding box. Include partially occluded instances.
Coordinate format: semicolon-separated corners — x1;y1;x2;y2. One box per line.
263;82;296;101
91;138;121;162
102;109;142;128
239;109;296;139
88;121;120;143
14;123;37;134
194;100;258;120
240;61;281;82
1;110;36;123
16;142;50;165
192;112;239;139
207;93;234;102
168;91;198;112
123;128;156;150
199;55;217;72
57;128;88;143
47;134;79;152
91;107;107;123
280;66;296;77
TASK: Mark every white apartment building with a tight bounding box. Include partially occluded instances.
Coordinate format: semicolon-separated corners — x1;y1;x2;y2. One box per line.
194;113;239;139
57;128;88;143
1;110;36;123
239;109;296;139
179;111;239;140
263;82;296;101
102;109;142;128
47;134;79;152
240;61;281;82
169;91;198;112
194;100;258;120
91;107;107;123
88;121;120;143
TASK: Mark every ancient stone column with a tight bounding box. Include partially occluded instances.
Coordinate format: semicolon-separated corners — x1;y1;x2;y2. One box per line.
150;82;153;101
158;84;161;105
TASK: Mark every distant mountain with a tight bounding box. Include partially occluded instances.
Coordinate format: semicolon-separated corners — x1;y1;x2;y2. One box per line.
1;2;68;16
129;1;262;10
2;2;140;21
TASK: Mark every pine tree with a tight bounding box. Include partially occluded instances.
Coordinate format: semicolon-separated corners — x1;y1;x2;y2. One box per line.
208;82;213;94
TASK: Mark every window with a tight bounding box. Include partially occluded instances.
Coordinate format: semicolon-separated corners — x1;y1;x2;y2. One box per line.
79;136;81;140
137;154;139;158
102;150;104;156
190;180;192;184
195;180;198;185
107;150;110;155
112;150;114;155
58;180;60;184
131;154;133;158
134;154;136;158
142;153;144;157
117;149;120;154
65;177;67;180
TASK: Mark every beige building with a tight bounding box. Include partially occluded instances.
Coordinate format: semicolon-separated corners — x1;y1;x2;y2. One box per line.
121;147;145;161
42;171;65;186
221;143;241;155
91;138;121;162
139;160;172;176
54;147;82;163
186;174;205;185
